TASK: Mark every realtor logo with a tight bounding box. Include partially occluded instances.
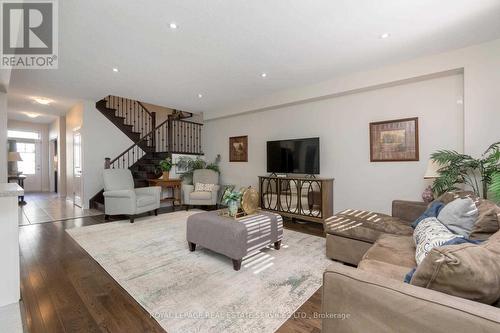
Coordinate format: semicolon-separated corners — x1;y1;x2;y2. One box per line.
1;0;58;69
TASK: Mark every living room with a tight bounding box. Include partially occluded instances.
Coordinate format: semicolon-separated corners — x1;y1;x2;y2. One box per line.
1;1;500;333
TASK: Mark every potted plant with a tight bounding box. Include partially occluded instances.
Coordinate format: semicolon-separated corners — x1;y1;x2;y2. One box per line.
222;190;243;217
431;142;500;198
175;155;220;184
491;172;500;203
158;157;173;180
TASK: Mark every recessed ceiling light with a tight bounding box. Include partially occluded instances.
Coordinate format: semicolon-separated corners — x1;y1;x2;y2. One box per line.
32;97;53;105
261;73;267;78
380;33;391;39
113;68;119;72
169;22;178;29
197;93;203;98
24;112;40;118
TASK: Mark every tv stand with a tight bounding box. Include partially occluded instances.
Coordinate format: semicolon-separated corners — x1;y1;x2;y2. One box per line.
259;175;334;224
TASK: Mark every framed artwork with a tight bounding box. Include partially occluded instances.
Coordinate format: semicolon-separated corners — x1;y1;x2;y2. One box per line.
172;153;197;174
369;117;419;162
229;136;248;162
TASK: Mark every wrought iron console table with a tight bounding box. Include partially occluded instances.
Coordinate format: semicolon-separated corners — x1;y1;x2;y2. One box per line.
258;176;334;224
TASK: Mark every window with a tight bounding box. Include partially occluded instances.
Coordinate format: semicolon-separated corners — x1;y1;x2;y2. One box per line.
16;142;36;175
8;130;40;140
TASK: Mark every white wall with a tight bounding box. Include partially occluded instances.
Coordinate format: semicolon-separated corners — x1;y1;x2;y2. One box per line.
81;101;133;209
210;38;500;158
204;39;500;215
204;73;464;214
7;120;50;192
66;103;83;202
0;93;7;182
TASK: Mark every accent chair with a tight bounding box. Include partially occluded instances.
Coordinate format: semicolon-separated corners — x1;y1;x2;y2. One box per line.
103;169;161;223
182;169;220;209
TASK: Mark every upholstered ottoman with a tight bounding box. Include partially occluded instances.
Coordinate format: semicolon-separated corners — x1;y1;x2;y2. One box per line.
186;210;283;270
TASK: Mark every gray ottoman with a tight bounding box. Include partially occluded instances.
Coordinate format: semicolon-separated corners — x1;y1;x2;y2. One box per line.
186;210;284;270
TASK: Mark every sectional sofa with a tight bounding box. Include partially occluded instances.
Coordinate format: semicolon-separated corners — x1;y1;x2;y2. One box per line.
322;193;500;332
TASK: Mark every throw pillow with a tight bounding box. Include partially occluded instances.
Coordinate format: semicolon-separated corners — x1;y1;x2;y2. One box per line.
410;242;500;304
437;197;478;237
413;217;461;265
194;183;215;192
411;201;445;229
469;199;500;241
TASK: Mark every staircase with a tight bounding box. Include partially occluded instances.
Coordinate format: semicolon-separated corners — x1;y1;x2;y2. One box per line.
90;95;203;210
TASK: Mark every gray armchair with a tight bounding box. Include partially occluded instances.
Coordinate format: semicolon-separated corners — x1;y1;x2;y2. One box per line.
182;169;220;209
103;169;161;223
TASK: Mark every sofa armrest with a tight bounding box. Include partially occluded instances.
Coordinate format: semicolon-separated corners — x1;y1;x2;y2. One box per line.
391;200;427;223
182;184;195;204
322;262;500;333
103;190;135;199
135;186;161;197
211;185;220;204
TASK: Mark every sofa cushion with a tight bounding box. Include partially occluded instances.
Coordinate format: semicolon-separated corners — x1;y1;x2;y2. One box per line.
362;234;416;268
358;259;413;281
324;209;413;243
411;238;500;305
136;194;156;207
470;199;500;241
413;217;461;265
189;191;212;200
433;191;477;206
437;197;478;237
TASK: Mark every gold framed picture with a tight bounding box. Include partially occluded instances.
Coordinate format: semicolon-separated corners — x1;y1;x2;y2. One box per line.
369;117;419;162
229;136;248;162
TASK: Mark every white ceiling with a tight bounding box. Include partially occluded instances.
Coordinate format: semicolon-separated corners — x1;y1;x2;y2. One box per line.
7;0;500;121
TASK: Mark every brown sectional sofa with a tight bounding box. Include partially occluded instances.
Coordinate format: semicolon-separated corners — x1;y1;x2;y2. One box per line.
322;199;500;332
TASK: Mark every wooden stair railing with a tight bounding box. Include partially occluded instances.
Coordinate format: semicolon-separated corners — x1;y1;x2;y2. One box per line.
90;98;204;209
105;118;204;171
96;95;156;142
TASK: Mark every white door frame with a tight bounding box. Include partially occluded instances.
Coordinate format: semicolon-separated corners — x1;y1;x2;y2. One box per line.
73;131;83;207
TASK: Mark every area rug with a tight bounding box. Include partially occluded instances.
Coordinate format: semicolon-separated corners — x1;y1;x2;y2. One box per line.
67;210;331;333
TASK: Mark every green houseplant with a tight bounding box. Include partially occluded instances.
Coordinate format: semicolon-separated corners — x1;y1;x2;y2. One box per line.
431;142;500;198
222;189;243;217
158;157;173;179
175;155;221;184
490;172;500;202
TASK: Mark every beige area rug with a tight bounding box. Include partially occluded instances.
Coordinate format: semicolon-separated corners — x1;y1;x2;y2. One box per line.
67;210;332;333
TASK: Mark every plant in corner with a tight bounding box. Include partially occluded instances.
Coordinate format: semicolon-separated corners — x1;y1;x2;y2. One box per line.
490;172;500;203
158;157;173;179
175;155;221;184
431;141;500;198
222;189;243;217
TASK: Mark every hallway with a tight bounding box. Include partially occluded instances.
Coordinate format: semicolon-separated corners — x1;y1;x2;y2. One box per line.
19;192;102;225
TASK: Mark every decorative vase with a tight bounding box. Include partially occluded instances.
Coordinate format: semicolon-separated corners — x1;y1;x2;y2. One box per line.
162;171;169;180
422;185;434;203
228;200;239;217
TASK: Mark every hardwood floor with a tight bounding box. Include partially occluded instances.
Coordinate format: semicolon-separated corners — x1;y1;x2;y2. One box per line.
19;210;326;333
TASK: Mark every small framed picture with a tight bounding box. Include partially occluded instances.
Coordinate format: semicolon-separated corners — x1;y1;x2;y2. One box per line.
229;136;248;162
369;117;419;162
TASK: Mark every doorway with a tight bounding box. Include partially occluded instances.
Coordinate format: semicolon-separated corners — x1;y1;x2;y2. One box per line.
73;131;82;207
49;139;58;193
16;140;42;192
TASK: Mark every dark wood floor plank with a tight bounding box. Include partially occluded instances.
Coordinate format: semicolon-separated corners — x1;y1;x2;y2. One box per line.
19;215;165;333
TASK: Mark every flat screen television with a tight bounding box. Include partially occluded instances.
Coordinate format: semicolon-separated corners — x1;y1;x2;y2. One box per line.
267;137;320;174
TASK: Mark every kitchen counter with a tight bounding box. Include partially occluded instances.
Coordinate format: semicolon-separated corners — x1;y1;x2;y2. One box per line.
0;183;24;197
0;183;22;307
